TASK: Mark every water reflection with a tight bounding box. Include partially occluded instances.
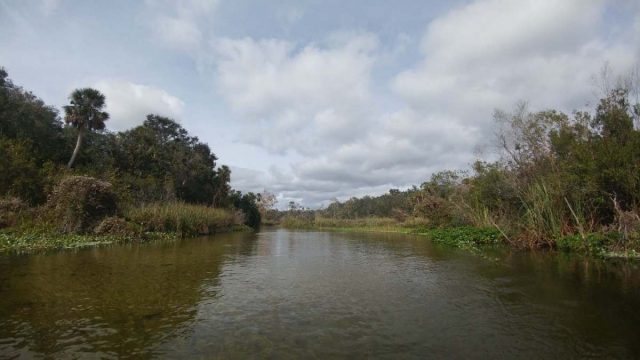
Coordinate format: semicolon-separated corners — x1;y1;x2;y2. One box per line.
0;232;256;358
1;229;639;358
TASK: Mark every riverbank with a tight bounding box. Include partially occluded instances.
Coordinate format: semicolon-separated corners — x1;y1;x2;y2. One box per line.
280;216;640;259
0;194;251;253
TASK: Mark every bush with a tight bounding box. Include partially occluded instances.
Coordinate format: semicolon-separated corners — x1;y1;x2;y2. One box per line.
45;176;117;233
126;202;237;236
0;197;29;228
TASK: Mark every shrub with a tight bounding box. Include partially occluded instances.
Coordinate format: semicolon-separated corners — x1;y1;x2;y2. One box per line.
0;197;29;228
45;176;117;233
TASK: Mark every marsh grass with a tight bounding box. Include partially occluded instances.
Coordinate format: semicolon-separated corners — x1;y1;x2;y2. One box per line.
125;202;241;236
518;182;565;247
280;215;405;232
314;217;398;228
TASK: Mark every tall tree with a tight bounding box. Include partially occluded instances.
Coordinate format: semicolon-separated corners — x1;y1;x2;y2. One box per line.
63;88;109;168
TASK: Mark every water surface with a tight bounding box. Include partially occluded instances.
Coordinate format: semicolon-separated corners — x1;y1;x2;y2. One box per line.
1;229;639;358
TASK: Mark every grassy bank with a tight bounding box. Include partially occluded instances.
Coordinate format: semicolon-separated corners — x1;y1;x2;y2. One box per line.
281;215;639;258
281;215;500;248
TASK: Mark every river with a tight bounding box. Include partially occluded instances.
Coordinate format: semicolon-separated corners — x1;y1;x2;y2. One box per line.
1;228;639;358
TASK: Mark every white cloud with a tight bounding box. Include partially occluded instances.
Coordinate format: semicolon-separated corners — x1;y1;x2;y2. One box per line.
144;0;218;52
94;80;184;131
394;0;637;115
214;33;378;154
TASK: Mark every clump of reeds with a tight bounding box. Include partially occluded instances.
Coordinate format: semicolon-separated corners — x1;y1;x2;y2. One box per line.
126;202;237;236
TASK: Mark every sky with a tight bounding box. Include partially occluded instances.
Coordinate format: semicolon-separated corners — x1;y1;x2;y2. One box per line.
1;0;639;208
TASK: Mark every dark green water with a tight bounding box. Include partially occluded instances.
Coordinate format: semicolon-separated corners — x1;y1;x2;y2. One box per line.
1;229;639;359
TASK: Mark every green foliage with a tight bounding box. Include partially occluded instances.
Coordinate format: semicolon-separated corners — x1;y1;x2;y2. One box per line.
63;88;109;131
421;227;502;248
411;171;468;226
0;137;48;203
0;68;65;163
229;191;261;229
556;233;616;254
125;202;239;236
0;230;117;253
0;222;180;253
44;176;118;234
115;115;227;205
518;182;564;246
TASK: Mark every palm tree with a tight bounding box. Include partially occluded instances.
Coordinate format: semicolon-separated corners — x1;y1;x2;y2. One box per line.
63;88;109;168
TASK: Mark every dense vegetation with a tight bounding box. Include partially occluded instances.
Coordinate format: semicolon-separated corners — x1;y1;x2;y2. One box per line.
282;87;640;257
0;67;260;251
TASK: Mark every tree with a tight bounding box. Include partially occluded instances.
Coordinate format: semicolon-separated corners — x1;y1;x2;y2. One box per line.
116;115;228;204
63;88;109;168
230;191;261;229
212;165;231;207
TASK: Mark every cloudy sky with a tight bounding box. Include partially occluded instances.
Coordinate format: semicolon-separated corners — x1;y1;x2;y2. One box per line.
1;0;639;207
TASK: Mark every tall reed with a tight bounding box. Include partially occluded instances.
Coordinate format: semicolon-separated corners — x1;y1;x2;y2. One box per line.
126;202;237;236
